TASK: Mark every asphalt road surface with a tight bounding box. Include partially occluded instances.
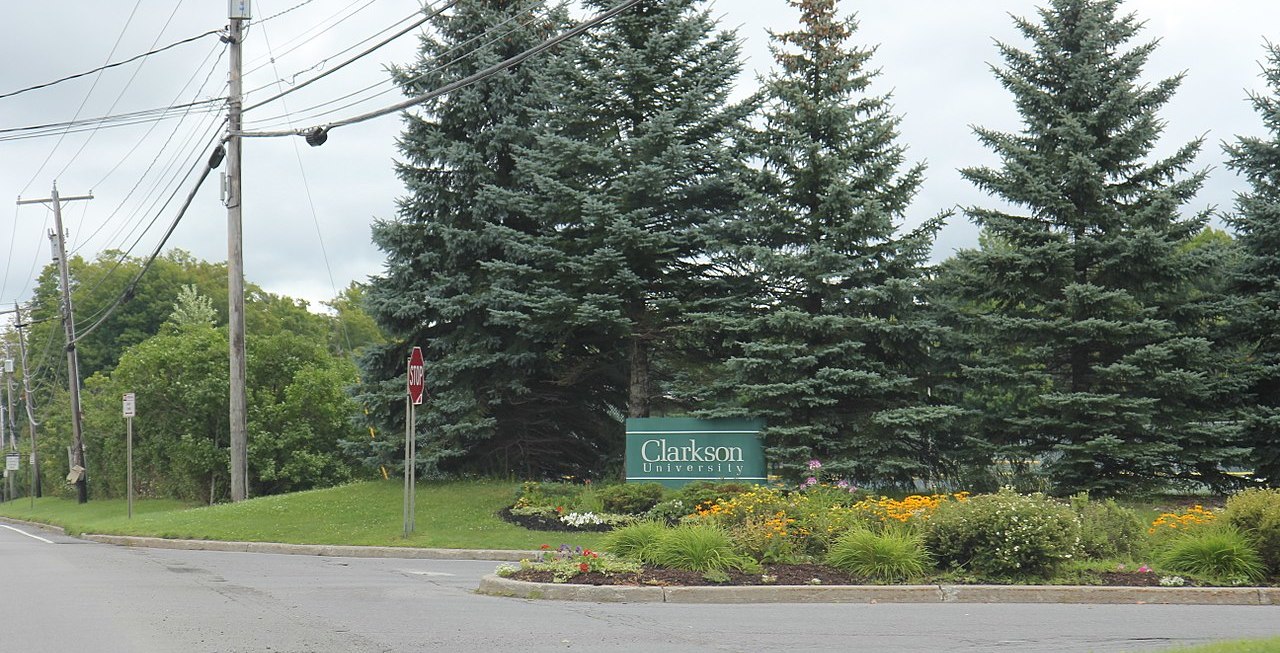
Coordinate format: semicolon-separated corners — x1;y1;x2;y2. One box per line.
2;522;1278;652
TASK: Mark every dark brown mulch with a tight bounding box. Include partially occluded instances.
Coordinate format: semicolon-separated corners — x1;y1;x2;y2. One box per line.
511;563;866;587
508;566;1214;588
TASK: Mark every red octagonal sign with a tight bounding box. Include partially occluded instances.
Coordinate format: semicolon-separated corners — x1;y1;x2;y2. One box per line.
407;346;426;405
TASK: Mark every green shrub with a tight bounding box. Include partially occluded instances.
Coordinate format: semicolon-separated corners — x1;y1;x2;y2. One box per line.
650;524;759;573
603;521;669;564
674;481;757;512
1156;526;1265;584
514;481;584;509
924;488;1081;579
1225;488;1280;575
646;498;694;525
825;528;930;582
597;483;666;515
1070;493;1146;560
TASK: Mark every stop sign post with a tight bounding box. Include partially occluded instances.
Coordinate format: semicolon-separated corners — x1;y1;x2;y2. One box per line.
404;347;425;537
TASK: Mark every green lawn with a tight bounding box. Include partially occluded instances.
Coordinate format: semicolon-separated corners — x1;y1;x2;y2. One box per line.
0;480;606;551
1161;638;1280;653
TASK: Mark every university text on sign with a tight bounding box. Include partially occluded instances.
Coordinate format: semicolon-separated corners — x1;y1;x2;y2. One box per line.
625;418;766;489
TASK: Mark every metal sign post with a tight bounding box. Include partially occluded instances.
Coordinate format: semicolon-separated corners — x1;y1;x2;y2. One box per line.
404;347;424;537
123;393;135;519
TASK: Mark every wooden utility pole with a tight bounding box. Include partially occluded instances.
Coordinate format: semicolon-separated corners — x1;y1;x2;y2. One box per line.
14;305;41;501
226;1;250;502
17;184;92;503
1;346;14;502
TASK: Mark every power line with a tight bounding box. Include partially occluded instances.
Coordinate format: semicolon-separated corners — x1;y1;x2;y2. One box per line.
242;0;645;140
243;0;382;76
243;0;557;130
71;141;226;345
243;5;443;112
0;30;223;102
0;99;225;142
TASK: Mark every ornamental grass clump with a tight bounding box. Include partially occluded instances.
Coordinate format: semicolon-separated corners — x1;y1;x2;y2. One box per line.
924;488;1081;580
649;523;759;573
1155;526;1265;585
602;521;669;565
825;528;930;583
1224;488;1280;576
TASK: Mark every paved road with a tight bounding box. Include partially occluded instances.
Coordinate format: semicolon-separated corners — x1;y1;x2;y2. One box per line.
2;522;1279;652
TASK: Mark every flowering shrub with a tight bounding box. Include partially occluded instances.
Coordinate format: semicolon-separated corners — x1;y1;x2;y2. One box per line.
1149;505;1217;535
924;488;1081;579
497;543;641;583
559;511;634;528
853;492;969;526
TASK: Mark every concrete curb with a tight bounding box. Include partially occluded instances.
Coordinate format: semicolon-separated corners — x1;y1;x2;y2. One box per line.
0;517;67;536
41;532;1280;605
81;534;536;562
477;575;1280;605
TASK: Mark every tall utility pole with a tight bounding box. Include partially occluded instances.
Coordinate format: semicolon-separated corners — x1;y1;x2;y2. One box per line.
14;305;40;500
17;183;93;503
4;344;17;502
226;0;251;502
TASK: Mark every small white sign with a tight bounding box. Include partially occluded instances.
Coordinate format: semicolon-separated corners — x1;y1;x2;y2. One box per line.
122;393;136;418
6;453;19;471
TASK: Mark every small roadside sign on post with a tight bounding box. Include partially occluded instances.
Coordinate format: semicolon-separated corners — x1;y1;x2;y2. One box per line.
123;393;135;519
404;347;425;537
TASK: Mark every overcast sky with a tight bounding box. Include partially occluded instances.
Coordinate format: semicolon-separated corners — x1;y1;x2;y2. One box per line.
0;0;1277;312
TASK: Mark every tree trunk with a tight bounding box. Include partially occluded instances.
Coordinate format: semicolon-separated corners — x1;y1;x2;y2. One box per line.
628;335;650;418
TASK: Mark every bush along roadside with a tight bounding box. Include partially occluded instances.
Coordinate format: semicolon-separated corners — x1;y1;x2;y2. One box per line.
498;464;1280;587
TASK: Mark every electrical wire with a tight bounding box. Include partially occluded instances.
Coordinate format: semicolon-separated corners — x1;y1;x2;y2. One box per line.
0;100;225;142
242;7;425;99
241;0;644;139
243;5;445;112
243;0;381;76
255;0;320;25
0;29;223;102
18;0;145;195
74;41;229;253
56;1;189;182
71;141;226;345
243;0;556;129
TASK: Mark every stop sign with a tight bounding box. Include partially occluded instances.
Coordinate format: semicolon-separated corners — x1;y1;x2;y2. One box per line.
407;346;425;405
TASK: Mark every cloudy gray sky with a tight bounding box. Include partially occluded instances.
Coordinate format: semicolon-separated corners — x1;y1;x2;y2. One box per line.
1;0;1277;311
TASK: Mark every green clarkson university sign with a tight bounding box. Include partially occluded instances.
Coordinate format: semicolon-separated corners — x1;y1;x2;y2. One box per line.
625;418;766;489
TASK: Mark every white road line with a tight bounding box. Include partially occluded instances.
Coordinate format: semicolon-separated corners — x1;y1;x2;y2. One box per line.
0;524;55;544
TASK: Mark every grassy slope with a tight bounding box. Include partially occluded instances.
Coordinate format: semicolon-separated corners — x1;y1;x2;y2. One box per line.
0;480;606;551
1164;638;1280;653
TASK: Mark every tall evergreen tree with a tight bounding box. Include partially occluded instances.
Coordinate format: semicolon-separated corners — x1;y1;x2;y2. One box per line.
697;0;954;485
944;0;1243;494
1225;42;1280;487
492;0;753;429
358;1;593;477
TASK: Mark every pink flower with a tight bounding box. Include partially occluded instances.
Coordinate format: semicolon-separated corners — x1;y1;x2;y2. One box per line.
803;477;818;487
1137;564;1151;573
808;459;822;470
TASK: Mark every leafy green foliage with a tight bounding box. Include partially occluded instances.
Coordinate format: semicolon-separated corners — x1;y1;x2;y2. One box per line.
825;528;930;582
597;483;666;515
1156;526;1265;584
1071;493;1147;560
937;0;1242;494
691;0;954;486
673;481;757;512
602;521;670;564
357;0;625;479
650;524;759;573
1224;43;1280;486
924;489;1081;579
1225;488;1280;575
